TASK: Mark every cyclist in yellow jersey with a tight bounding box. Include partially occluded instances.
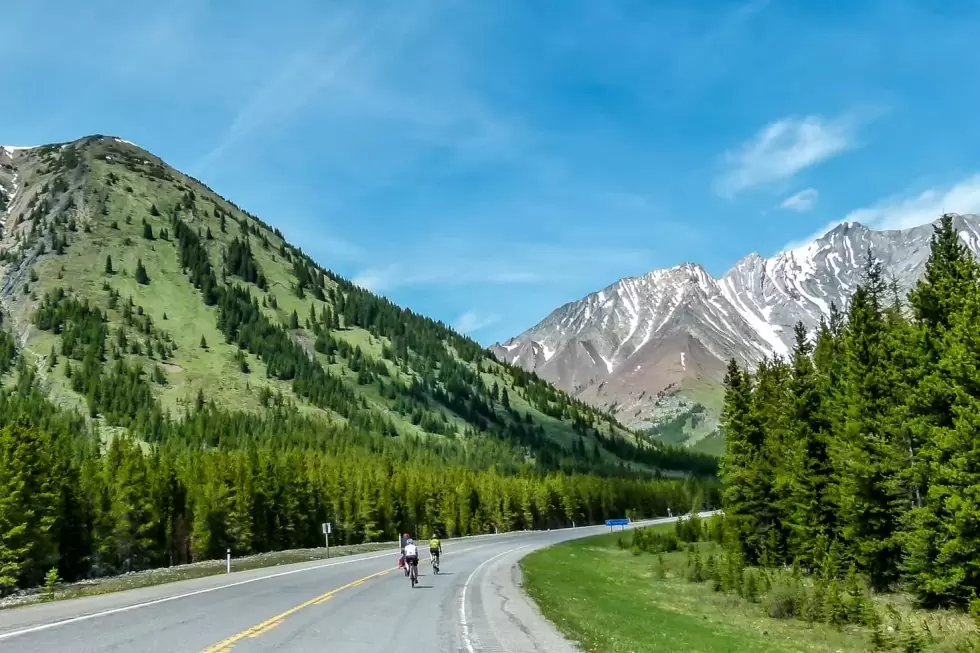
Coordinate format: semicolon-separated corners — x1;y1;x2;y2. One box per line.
429;536;442;569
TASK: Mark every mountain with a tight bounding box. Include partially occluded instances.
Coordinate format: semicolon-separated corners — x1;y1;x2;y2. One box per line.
491;214;980;452
0;135;713;477
0;136;722;597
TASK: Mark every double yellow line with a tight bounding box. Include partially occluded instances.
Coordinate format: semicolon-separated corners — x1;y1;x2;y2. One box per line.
200;567;393;652
200;544;482;652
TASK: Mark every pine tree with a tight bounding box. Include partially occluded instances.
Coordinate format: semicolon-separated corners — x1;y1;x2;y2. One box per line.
835;253;904;590
719;358;761;561
0;424;59;592
104;255;114;275
902;246;980;606
142;220;154;240
749;356;791;565
135;259;149;285
780;323;836;569
901;215;980;605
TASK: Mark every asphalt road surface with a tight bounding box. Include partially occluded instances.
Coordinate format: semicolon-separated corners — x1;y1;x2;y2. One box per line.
0;516;683;652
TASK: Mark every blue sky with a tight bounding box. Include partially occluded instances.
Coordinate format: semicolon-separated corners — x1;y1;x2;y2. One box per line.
5;0;980;345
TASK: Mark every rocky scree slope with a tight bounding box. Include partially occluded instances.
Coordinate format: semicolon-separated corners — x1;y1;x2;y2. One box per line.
0;136;713;477
491;213;980;450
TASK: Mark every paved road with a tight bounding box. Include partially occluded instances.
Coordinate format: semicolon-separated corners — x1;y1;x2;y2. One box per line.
0;517;682;652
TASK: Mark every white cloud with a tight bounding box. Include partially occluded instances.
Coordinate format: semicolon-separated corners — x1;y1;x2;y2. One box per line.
844;174;980;231
778;187;819;212
350;240;653;293
454;311;501;334
716;114;858;197
782;173;980;250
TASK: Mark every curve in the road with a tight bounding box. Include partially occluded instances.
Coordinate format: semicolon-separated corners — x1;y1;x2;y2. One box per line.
0;517;691;652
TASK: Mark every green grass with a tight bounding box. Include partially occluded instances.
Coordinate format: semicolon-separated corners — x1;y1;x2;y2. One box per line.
691;430;725;456
520;527;977;653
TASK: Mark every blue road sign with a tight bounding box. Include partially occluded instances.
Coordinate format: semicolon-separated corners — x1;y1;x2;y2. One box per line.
605;518;630;527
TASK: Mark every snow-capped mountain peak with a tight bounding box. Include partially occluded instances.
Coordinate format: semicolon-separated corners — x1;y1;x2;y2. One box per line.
491;213;980;431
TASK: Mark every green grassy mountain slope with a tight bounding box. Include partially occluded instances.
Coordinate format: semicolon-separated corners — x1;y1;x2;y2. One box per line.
0;135;714;478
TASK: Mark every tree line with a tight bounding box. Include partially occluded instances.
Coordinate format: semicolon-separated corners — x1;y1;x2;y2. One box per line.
719;214;980;609
0;379;716;595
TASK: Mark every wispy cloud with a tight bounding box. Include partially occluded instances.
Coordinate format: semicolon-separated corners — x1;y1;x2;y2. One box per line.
454;310;501;334
716;114;860;198
193;10;366;175
783;173;980;250
193;1;452;176
844;174;980;231
350;239;653;293
779;187;819;212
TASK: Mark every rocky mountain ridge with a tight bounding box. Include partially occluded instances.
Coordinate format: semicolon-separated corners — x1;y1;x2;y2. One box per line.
491;214;980;449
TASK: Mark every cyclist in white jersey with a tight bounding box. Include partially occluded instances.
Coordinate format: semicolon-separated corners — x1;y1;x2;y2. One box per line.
404;540;419;566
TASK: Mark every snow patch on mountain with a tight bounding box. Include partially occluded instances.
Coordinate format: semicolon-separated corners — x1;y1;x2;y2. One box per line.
0;145;37;157
492;213;980;430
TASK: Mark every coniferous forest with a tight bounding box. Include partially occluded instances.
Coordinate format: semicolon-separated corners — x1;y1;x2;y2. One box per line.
719;214;980;611
0;372;711;594
0;137;718;596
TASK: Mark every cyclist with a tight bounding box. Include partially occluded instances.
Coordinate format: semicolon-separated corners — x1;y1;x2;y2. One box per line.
428;535;442;569
403;538;420;579
398;532;410;570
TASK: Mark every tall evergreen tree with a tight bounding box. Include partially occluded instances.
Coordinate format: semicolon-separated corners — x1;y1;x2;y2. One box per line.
135;259;149;285
902;215;980;605
0;424;59;591
835;253;904;589
719;358;767;563
911;278;980;606
783;322;834;568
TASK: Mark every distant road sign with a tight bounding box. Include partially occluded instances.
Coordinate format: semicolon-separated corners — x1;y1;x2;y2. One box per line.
605;518;630;528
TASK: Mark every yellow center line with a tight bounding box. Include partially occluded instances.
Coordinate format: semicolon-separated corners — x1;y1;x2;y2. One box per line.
199;544;485;652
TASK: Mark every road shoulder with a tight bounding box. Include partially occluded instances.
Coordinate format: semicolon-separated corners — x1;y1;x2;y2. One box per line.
466;544;583;653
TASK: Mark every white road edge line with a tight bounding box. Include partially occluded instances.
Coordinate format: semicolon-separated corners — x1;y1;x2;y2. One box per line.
460;544;531;653
0;549;400;642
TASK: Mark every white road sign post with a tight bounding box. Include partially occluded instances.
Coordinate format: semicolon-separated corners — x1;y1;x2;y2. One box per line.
323;522;332;558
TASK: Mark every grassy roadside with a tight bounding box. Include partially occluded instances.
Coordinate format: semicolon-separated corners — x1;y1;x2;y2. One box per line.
520;525;977;653
0;542;395;611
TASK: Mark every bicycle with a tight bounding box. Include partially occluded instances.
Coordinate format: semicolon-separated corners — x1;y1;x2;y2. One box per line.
429;551;440;575
408;558;419;588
